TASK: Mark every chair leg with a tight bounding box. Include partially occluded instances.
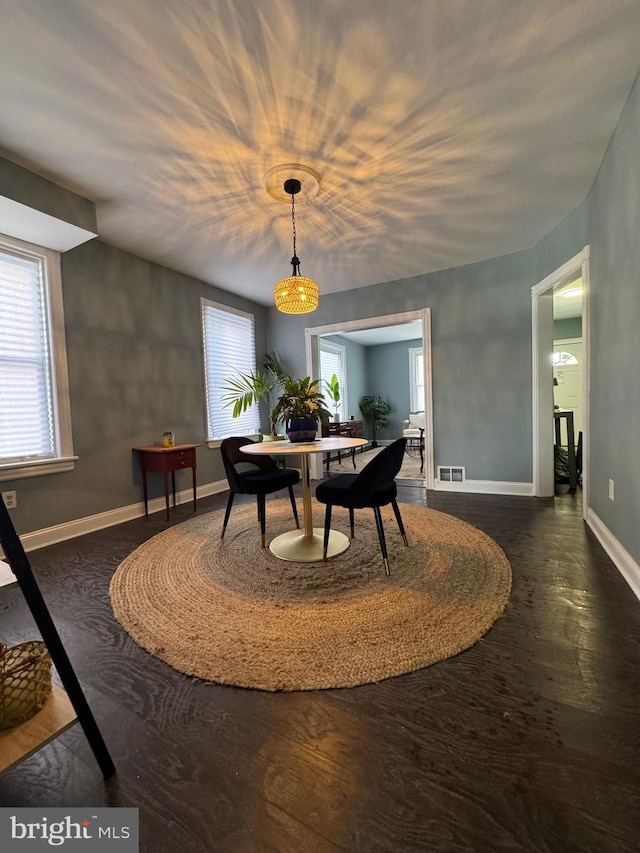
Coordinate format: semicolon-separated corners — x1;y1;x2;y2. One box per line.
257;493;266;548
391;498;409;547
348;507;355;539
351;448;356;469
373;506;391;576
322;505;332;561
221;492;235;539
288;485;300;529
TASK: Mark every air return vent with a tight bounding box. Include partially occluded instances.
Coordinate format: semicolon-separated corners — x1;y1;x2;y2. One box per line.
438;465;465;483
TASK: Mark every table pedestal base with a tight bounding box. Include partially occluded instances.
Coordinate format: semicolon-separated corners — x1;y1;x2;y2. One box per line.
268;528;350;562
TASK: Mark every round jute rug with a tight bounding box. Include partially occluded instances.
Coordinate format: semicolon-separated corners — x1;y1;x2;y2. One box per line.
110;500;511;691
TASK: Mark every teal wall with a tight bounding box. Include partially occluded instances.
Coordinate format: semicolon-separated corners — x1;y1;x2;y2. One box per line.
553;318;582;340
583;67;640;562
2;235;267;534
363;339;422;440
321;334;421;439
268;249;534;482
534;199;588;284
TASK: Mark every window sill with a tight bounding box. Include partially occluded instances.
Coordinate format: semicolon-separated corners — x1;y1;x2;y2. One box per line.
207;434;260;450
0;456;78;482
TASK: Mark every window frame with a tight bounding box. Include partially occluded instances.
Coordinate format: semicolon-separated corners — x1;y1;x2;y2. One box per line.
0;232;76;482
201;297;260;446
318;338;348;421
408;346;425;414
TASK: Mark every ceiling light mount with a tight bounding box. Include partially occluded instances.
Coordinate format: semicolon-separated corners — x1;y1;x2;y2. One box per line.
283;177;301;196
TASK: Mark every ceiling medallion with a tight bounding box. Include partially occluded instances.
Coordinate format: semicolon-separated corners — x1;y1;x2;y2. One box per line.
263;163;321;203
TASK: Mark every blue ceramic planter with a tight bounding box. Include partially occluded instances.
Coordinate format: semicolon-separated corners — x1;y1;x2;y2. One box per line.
286;417;318;443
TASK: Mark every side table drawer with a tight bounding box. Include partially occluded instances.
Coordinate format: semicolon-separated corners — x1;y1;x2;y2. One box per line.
163;450;194;470
141;449;195;472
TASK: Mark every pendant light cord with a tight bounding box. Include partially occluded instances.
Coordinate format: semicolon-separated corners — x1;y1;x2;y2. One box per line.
290;190;300;275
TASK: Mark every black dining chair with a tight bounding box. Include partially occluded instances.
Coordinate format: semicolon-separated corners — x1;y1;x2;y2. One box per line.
220;437;300;548
315;438;409;575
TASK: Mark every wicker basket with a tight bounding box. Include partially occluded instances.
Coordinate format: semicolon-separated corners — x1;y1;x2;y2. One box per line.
0;641;52;730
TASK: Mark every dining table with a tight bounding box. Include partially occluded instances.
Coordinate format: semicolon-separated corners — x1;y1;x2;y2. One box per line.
241;435;368;562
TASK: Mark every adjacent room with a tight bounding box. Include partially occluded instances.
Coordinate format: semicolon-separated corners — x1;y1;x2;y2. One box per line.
0;2;639;851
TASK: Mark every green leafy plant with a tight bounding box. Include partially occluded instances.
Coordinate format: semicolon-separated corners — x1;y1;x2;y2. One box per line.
324;373;341;418
271;376;332;426
359;394;391;447
220;351;289;435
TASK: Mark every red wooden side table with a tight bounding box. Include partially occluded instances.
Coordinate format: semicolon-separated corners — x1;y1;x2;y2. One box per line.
133;444;201;521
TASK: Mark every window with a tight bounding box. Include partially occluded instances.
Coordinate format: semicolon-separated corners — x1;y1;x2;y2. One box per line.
201;298;259;441
552;350;578;367
408;347;424;413
318;339;347;420
0;233;75;481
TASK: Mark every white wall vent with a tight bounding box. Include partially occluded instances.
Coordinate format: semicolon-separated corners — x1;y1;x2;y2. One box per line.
438;465;466;483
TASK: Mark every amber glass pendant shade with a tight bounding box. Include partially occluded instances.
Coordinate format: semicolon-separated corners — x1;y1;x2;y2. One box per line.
274;275;319;314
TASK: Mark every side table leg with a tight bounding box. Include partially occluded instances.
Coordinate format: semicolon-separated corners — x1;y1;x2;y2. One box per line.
163;472;170;521
142;471;149;516
171;471;177;508
192;465;197;512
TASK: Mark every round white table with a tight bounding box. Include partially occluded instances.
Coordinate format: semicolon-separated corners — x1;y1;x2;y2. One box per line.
241;436;368;562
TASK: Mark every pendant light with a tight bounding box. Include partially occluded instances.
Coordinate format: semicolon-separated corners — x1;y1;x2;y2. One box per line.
274;178;319;314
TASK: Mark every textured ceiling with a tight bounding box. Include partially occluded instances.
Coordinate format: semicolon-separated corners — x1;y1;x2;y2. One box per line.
1;0;639;305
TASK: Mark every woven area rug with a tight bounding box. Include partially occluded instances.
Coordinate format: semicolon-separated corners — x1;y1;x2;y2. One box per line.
110;500;511;691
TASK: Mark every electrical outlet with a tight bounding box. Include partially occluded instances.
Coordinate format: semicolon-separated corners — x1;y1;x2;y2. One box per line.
608;479;615;501
1;490;17;510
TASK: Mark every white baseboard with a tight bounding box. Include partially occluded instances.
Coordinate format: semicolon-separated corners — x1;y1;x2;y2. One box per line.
5;480;229;555
585;508;640;601
433;479;534;496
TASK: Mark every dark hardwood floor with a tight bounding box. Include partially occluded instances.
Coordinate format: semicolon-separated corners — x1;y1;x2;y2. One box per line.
1;484;639;852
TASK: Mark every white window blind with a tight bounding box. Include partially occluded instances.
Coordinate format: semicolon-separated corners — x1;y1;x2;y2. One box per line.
319;339;347;420
409;347;424;413
0;248;57;463
201;299;259;440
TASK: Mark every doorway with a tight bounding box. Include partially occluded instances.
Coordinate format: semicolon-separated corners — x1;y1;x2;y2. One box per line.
531;247;590;513
553;338;583;434
304;308;434;486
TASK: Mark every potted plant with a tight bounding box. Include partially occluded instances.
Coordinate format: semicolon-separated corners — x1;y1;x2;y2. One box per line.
271;376;332;442
359;394;391;447
324;373;341;422
221;352;289;438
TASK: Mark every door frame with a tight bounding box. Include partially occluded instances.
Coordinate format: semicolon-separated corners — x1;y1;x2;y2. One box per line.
531;246;590;512
304;308;434;486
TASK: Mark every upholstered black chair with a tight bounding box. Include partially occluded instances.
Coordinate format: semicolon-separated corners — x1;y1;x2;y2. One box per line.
220;437;300;548
315;438;409;575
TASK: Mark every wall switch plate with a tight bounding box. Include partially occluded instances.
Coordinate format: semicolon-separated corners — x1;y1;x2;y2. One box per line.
608;479;615;501
1;490;17;509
